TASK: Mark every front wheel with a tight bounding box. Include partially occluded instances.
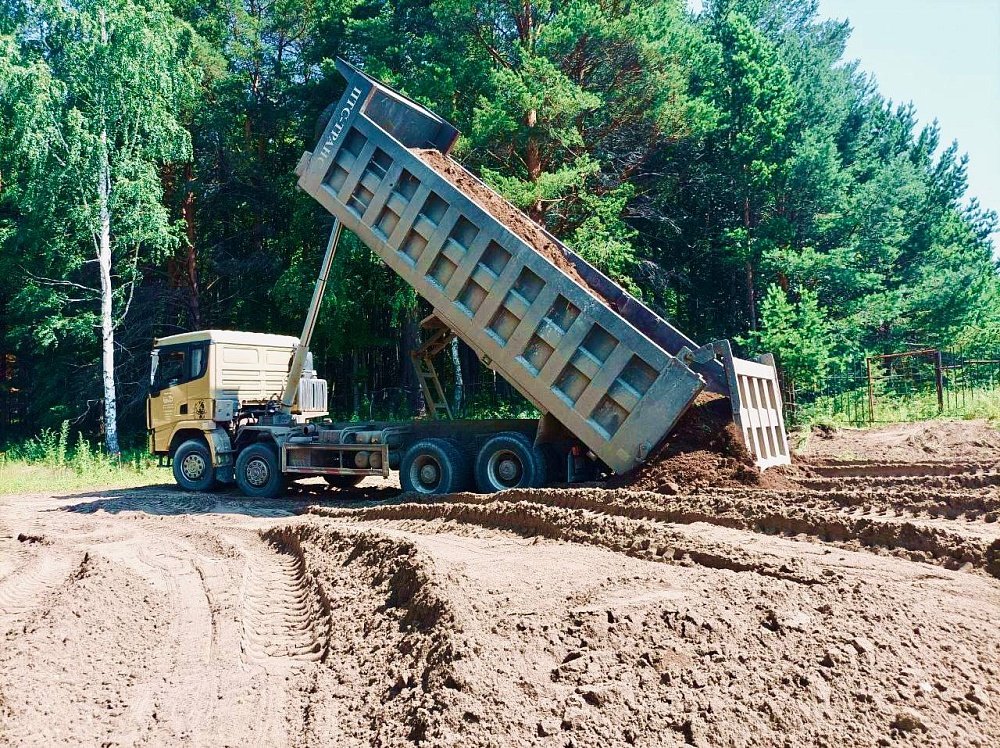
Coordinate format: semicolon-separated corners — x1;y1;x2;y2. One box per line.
235;442;286;499
172;439;217;492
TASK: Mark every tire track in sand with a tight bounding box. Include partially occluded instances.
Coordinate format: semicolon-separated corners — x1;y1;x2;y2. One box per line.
93;528;309;747
0;549;85;627
86;535;225;746
239;532;329;674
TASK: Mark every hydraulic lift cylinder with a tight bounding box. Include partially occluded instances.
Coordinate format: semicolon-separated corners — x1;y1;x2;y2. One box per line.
281;219;343;414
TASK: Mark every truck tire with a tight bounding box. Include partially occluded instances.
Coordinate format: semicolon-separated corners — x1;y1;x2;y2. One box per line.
235;442;286;499
400;439;471;496
474;432;548;493
172;438;217;492
323;474;364;489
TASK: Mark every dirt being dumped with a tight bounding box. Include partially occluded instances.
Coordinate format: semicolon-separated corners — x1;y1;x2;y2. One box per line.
608;393;794;494
411;148;616;309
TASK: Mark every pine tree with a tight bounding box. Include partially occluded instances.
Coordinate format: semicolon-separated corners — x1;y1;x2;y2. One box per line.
748;283;834;390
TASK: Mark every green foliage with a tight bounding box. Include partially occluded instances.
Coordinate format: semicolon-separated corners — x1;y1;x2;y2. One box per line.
744;284;834;390
570;185;641;293
2;0;198;309
462;391;540;421
1;0;203;441
272;232;419;358
458;0;704;291
3;0;999;441
471;56;601;158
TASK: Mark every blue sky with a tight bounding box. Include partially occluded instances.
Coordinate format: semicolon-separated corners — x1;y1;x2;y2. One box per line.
689;0;1000;246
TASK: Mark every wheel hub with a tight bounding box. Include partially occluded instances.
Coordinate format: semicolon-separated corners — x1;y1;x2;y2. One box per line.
419;462;440;486
409;453;444;494
497;458;519;482
245;457;270;488
181;453;206;480
488;449;523;489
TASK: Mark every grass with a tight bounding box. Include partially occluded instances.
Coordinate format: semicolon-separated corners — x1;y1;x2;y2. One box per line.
0;422;164;495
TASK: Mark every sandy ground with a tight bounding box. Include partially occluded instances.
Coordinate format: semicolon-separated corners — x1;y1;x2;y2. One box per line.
1;421;999;746
795;419;1000;463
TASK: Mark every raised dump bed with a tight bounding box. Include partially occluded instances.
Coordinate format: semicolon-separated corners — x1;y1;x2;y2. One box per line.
296;59;789;475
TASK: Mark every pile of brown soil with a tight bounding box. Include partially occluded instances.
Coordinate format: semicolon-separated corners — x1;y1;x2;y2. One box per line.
608;393;794;493
310;497;1000;748
411;148;615;308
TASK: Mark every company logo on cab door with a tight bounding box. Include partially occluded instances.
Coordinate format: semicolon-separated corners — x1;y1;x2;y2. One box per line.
317;86;363;162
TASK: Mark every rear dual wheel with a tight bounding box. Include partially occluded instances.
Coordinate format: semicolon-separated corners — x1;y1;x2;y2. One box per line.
398;432;550;496
474;432;547;493
400;439;471;496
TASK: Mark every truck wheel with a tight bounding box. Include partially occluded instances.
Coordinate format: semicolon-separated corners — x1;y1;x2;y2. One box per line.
172;439;217;492
323;475;364;489
235;442;286;499
400;439;471;496
474;432;548;493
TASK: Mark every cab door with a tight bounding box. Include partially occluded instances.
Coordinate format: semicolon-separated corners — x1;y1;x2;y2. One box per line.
148;343;209;452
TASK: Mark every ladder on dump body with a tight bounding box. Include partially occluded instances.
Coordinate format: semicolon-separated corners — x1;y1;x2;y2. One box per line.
410;315;456;420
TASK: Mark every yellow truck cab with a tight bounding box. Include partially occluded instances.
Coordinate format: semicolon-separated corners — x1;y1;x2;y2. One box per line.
147;330;328;490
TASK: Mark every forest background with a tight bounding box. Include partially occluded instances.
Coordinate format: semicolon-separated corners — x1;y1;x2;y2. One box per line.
1;0;998;450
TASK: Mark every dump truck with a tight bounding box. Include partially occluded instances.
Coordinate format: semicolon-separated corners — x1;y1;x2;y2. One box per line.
147;59;790;498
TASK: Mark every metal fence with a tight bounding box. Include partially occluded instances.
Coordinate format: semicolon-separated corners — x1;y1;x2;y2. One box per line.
786;348;1000;426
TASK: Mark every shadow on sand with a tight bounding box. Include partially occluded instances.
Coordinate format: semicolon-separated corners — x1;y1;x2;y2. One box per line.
55;481;403;518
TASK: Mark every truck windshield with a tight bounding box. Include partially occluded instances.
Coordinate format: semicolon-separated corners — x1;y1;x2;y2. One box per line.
150;343;208;392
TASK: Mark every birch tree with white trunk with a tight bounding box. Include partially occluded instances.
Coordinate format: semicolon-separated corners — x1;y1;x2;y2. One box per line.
0;0;198;452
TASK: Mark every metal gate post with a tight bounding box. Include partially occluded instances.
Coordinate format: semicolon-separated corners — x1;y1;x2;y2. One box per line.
866;356;875;423
934;350;944;413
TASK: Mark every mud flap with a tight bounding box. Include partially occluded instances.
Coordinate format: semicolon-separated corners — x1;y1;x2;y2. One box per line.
208;427;235;483
206;428;235;467
215;466;235;484
713;341;791;470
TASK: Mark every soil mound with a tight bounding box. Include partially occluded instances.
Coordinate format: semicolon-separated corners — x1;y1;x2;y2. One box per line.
608;393;788;493
310;499;1000;748
796;419;1000;463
